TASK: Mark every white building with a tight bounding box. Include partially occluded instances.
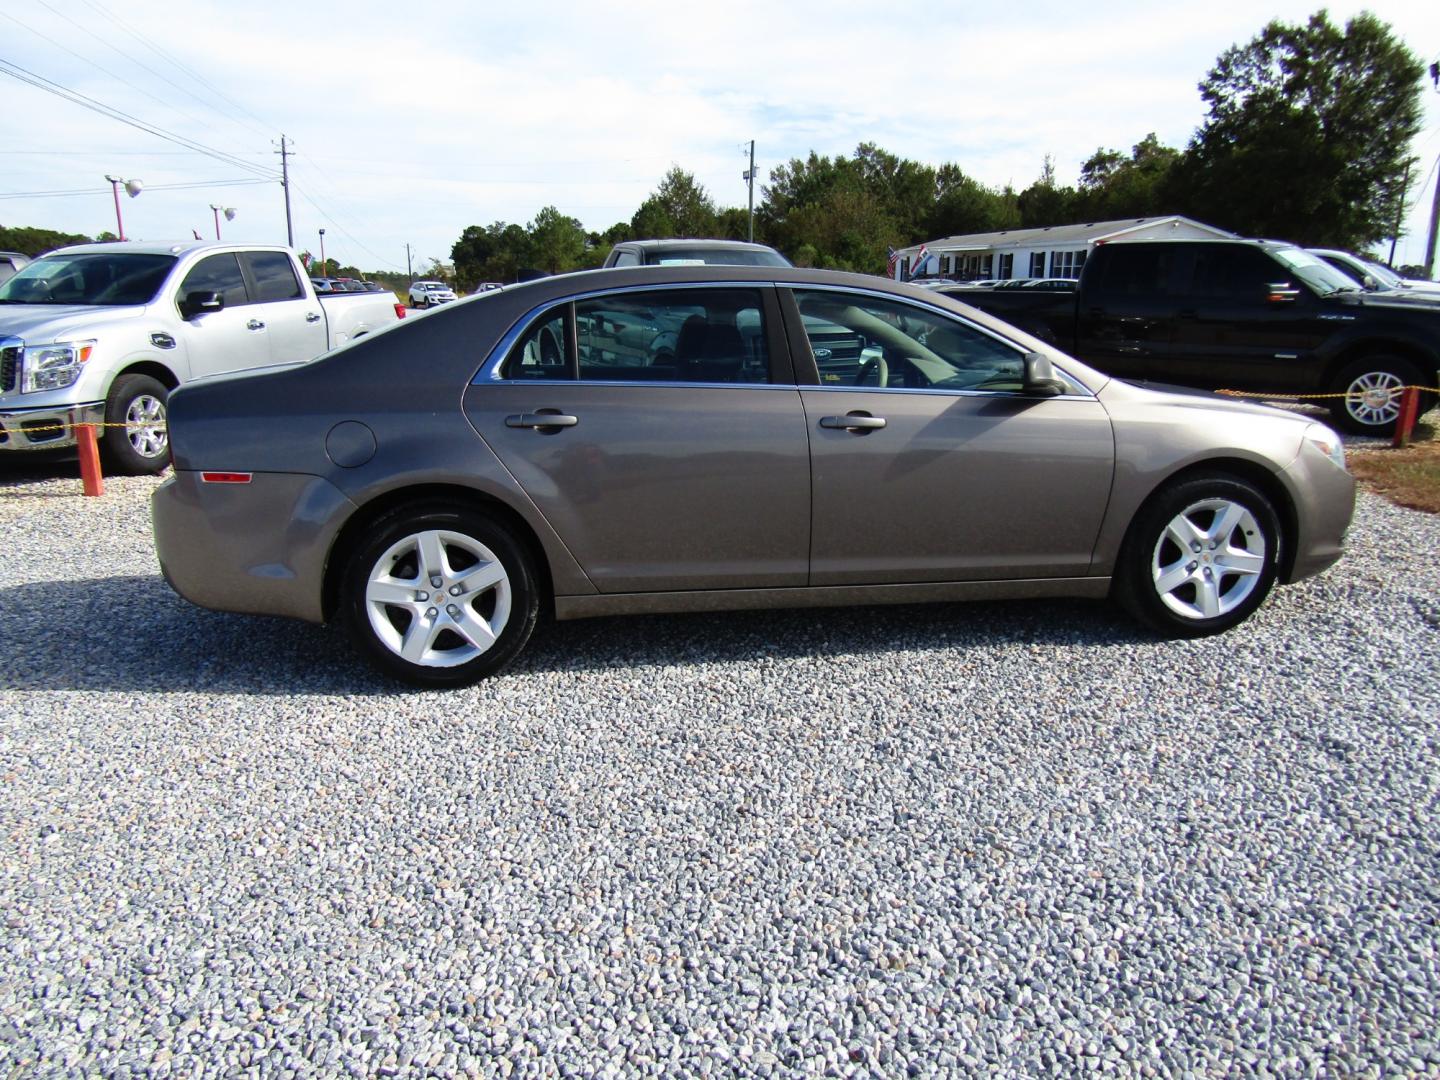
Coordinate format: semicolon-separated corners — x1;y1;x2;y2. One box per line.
896;215;1234;281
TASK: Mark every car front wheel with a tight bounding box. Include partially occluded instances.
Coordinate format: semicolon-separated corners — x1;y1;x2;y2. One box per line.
101;373;170;475
1327;356;1425;435
1114;473;1280;638
343;505;539;687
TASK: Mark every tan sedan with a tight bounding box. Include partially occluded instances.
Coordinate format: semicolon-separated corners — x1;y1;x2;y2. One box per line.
152;266;1355;687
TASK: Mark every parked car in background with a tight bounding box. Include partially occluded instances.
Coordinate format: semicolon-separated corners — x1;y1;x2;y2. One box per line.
0;241;403;473
472;282;504;295
602;239;792;268
408;280;457;308
152;265;1353;687
941;238;1440;434
1019;278;1080;291
910;278;960;290
0;252;29;285
1308;249;1440;301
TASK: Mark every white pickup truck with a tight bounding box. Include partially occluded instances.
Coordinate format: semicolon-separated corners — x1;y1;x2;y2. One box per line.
0;241;404;473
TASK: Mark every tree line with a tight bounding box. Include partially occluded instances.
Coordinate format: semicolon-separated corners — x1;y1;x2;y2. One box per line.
451;10;1427;287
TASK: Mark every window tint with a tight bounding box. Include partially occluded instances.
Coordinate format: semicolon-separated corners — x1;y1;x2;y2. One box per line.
244;251;303;302
611;250;640;267
793;290;1024;391
576;289;769;384
505;309;569;381
1091;245;1178;300
1189;246;1282;302
179;253;248;307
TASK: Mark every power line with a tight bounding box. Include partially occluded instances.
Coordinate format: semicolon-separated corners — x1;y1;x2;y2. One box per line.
76;0;276;141
290;182;402;271
0;58;279;181
0;177;276;200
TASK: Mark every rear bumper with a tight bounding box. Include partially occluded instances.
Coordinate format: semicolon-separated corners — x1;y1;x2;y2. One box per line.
152;470;356;623
0;401;104;451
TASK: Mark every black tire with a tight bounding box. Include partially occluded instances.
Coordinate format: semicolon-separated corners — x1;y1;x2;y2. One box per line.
1113;472;1281;638
1327;355;1426;435
343;504;539;687
101;373;170;475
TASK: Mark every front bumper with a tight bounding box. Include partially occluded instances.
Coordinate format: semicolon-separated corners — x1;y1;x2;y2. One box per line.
1279;439;1356;583
0;400;104;451
152;470;357;624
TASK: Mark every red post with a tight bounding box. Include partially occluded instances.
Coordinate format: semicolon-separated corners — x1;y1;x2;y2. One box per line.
76;423;104;497
1393;386;1421;449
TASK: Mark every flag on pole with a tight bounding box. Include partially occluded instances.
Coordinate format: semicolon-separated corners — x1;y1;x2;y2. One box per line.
907;243;930;281
885;247;899;279
192;229;202;240
300;251;314;270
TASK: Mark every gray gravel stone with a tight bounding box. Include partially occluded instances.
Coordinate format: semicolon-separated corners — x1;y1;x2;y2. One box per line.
0;461;1437;1077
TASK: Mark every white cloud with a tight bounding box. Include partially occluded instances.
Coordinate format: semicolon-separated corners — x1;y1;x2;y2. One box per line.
2;0;1437;270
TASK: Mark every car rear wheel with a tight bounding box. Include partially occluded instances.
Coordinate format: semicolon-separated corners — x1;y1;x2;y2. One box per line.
343;504;539;687
1327;356;1426;435
101;373;170;475
1114;473;1280;638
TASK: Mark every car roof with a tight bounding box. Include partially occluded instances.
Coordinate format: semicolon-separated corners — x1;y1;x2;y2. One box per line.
618;238;783;254
42;240;293;258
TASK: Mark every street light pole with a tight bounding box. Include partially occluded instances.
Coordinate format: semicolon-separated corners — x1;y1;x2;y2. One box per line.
318;228;326;276
104;174;142;240
208;204;236;240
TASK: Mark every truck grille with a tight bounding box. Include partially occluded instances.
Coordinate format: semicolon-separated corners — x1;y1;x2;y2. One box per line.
808;331;865;381
0;346;18;392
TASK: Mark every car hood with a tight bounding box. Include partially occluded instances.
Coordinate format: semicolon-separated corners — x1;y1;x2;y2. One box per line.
1103;377;1318;427
0;303;147;342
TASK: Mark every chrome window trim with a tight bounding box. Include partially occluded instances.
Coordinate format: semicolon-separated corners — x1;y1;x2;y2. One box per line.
802;384;1099;402
474;279;1096;399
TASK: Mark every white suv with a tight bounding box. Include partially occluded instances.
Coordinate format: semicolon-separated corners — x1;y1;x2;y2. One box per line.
408;280;457;308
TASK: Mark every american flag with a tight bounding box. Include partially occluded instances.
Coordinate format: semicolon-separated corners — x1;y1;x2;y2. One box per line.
885;246;899;279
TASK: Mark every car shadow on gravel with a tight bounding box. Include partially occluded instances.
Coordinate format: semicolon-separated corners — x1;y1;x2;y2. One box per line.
0;574;1147;696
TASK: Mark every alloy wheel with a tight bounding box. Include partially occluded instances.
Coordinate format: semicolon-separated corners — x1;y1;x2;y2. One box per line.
1150;497;1267;620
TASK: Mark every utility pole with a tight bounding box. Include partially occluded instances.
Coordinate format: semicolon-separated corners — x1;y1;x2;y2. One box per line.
1388;163;1409;268
406;243;413;281
275;134;294;247
744;140;756;243
1426;63;1440;279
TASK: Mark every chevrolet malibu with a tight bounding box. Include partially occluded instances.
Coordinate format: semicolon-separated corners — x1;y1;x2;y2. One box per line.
152;266;1355;687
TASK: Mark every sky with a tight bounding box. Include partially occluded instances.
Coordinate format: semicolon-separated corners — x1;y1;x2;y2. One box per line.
2;0;1438;275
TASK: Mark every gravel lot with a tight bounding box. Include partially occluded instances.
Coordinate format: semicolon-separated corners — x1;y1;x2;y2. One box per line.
1;461;1437;1077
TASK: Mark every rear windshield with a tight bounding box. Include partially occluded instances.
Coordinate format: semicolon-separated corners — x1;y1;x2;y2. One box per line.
0;252;176;306
644;248;789;267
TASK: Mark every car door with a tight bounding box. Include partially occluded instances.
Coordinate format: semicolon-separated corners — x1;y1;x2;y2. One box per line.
463;285;811;594
1074;243;1184;380
173;252;265;379
787;288;1114;586
240;250;328;364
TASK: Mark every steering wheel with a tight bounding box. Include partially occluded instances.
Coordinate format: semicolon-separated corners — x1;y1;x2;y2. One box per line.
538;325;562;366
855;353;889;388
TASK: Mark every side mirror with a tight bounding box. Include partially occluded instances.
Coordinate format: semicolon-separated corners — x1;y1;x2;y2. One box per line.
181;290;223;318
1022;352;1066;397
1361;274;1378;291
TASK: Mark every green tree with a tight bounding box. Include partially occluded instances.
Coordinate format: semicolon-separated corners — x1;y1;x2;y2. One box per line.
451;221;532;286
527;205;586;274
631;167;719;238
1075;134;1182;220
1178;10;1424;247
0;225;93;255
1016;155;1079;227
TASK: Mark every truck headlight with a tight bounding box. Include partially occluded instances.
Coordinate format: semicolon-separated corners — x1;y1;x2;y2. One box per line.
1304;423;1347;471
21;341;95;393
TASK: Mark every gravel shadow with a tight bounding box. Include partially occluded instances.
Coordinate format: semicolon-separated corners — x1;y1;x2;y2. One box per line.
0;573;1147;695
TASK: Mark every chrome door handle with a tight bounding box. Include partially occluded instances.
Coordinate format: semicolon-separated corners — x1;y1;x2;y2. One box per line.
246;319;266;331
506;412;578;429
305;312;322;323
820;413;886;432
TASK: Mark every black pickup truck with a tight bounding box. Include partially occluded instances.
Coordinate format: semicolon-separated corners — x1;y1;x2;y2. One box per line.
941;239;1440;433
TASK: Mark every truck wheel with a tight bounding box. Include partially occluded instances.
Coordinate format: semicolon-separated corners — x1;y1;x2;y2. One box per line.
1113;472;1280;638
343;503;540;687
101;374;171;475
1327;356;1426;435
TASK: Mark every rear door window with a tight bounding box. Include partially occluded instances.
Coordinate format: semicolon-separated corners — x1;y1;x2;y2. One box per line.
243;251;304;302
1090;245;1180;302
576;289;770;383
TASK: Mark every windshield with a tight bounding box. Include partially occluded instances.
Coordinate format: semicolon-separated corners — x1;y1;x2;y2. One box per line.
1360;259;1403;288
0;252;176;306
645;248;790;267
1270;248;1363;297
425;283;449;291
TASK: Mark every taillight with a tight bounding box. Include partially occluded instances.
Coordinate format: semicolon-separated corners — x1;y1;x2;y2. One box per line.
394;303;406;319
200;472;252;484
